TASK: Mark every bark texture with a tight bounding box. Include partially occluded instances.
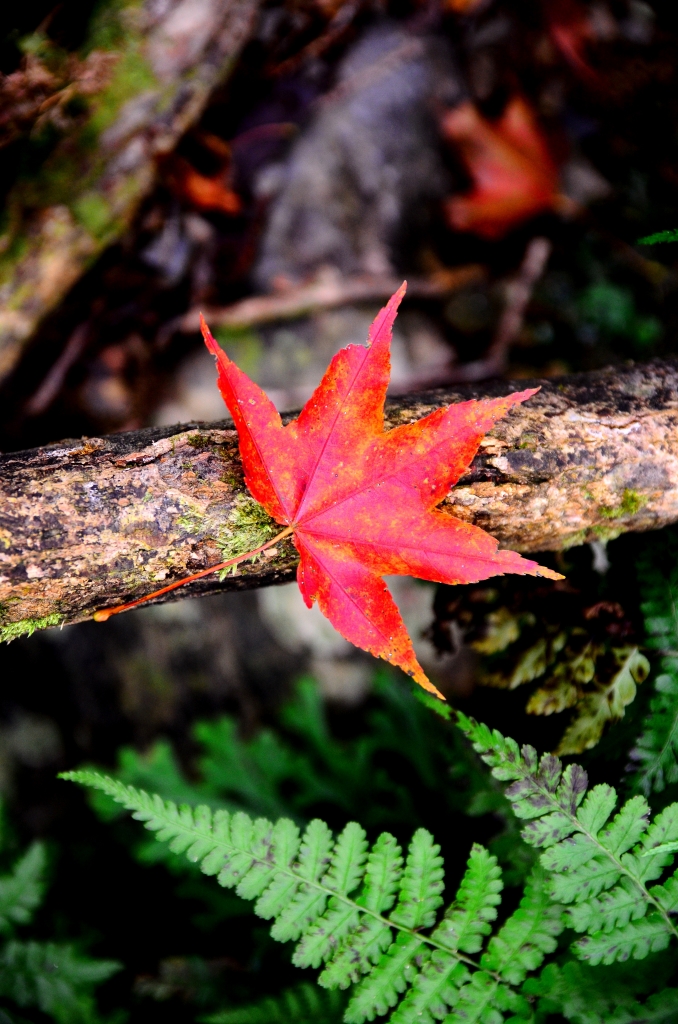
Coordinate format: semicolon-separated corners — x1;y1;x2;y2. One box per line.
2;359;678;630
0;0;259;383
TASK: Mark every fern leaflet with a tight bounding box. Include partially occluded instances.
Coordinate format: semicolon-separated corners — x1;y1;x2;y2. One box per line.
0;939;120;1024
457;713;678;964
62;769;563;1024
0;842;45;933
203;983;346;1023
432;843;502;955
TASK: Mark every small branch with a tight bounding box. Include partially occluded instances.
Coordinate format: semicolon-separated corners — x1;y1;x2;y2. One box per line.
447;237;552;383
93;525;293;620
2;359;678;630
268;0;365;78
165;266;485;339
25;321;91;416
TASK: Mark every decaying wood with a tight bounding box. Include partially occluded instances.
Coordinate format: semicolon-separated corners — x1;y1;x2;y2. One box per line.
2;359;678;631
0;0;260;383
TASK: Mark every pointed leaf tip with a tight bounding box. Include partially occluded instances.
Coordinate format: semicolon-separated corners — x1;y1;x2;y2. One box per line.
510;386;541;405
366;282;407;349
200;313;220;357
534;566;565;581
414;671;446;701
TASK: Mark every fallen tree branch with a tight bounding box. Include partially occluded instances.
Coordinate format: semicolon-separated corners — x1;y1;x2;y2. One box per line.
0;0;260;383
2;359;677;632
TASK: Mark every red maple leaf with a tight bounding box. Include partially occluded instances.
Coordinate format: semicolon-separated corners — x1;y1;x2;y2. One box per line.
442;97;560;239
200;284;561;697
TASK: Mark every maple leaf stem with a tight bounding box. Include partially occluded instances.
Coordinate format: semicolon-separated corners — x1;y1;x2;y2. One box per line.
92;525;294;622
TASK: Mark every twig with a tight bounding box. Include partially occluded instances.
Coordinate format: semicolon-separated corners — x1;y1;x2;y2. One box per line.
269;0;364;78
93;525;294;621
315;36;425;110
447;237;552;383
25;321;91;416
166;266;485;339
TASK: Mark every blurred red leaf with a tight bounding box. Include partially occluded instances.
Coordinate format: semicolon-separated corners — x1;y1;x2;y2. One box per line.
442;97;560;239
444;0;486;12
202;284;561;696
547;0;605;85
162;153;242;216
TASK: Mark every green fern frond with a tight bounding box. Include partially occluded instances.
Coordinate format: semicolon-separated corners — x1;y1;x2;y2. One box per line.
638;228;678;245
317;834;401;990
629;534;678;793
635;989;678;1023
202;983;346;1023
0;940;120;1024
481;866;561;984
385;866;559;1024
62;770;561;1024
88;674;511;877
457;714;678;965
196;717;297;820
0;842;46;933
410;868;559;1024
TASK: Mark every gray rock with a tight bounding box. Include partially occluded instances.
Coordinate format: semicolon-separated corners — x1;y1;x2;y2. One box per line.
254;21;462;289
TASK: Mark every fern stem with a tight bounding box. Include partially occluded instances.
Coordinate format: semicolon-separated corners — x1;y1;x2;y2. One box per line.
298;880;497;977
92;525;294;621
603;849;678;942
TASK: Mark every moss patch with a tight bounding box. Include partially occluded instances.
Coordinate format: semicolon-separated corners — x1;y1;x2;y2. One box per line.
176;495;281;577
216;496;278;577
561;530;588;550
600;489;648;520
0;614;61;643
2;0;156;257
562;523;625;549
72;193;115;240
177;508;205;535
85;42;157;142
186;434;213;449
